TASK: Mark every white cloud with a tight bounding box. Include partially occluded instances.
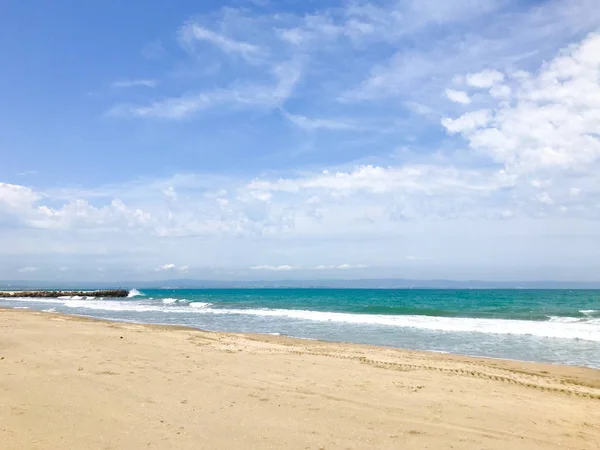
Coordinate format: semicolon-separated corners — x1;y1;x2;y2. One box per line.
8;13;600;279
0;182;153;231
282;111;357;131
111;79;157;88
18;266;38;273
405;255;433;261
537;192;554;205
489;84;511;98
441;110;492;135
179;22;261;61
0;182;40;210
109;61;301;119
249;264;368;271
343;0;600;102
445;89;471;104
465;69;504;88
250;265;295;271
442;32;600;173
530;179;550;189
163;187;177;199
313;264;368;270
278;0;504;47
155;264;189;273
247;164;513;197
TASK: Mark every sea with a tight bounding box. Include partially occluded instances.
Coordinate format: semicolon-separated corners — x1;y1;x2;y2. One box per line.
2;288;600;369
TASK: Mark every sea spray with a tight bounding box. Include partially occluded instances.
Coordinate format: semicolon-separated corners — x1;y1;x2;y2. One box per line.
127;289;144;298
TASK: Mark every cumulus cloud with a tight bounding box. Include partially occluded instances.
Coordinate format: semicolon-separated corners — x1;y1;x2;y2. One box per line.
445;89;471;104
248;164;511;196
0;182;40;209
7;21;600;279
465;69;504;88
442;32;600;173
343;0;600;102
0;182;152;230
156;264;189;273
442;110;492;134
18;266;38;273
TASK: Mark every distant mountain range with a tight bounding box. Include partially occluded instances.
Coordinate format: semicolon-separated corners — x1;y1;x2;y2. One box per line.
2;278;600;289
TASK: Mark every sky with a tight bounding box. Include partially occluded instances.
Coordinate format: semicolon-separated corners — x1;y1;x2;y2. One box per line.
2;0;600;282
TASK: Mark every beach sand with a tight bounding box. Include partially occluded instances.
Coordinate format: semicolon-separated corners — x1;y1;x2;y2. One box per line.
1;309;599;449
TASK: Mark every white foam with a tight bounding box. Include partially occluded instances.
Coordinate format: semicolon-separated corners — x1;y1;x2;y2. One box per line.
127;289;144;298
189;302;212;308
5;297;63;304
548;316;582;324
162;298;179;305
581;310;599;316
2;296;599;342
192;308;600;342
62;300;165;312
13;306;30;309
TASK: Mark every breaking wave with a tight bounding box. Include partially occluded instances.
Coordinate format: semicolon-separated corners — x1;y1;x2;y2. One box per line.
127;289;144;298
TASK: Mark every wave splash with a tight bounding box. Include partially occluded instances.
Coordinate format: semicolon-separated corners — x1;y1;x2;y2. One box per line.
127;289;144;298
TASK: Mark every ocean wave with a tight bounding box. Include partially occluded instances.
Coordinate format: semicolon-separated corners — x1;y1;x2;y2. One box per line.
195;308;600;341
580;310;599;316
2;296;599;341
189;302;212;308
58;301;600;341
127;289;144;298
61;300;173;312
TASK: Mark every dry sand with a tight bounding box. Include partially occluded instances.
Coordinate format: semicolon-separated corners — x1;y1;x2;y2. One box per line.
1;309;599;449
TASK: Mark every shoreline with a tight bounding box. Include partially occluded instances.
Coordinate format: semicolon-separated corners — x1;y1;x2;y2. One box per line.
1;308;600;449
7;306;600;378
2;305;599;370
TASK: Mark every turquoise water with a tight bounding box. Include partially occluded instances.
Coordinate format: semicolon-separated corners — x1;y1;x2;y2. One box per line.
2;289;600;368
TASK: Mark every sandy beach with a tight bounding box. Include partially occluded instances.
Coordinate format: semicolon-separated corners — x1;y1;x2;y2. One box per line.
1;309;599;449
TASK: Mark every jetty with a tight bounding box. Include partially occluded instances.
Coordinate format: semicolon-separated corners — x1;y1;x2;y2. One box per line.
0;290;129;298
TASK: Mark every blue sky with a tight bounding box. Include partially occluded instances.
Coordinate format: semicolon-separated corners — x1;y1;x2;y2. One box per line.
2;0;600;281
